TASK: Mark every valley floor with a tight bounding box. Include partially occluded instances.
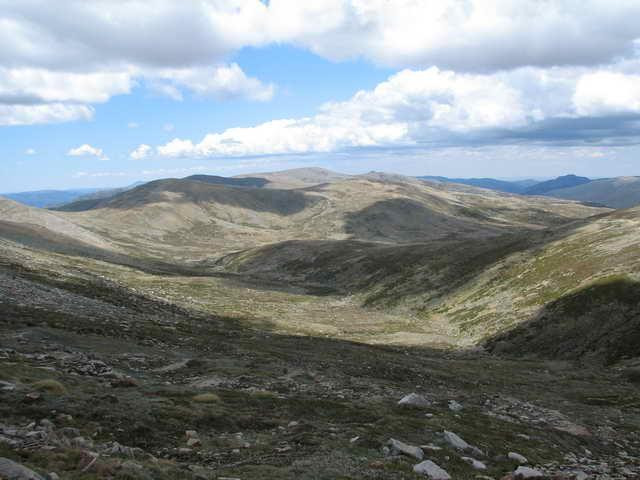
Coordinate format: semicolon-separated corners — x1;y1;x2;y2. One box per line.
1;247;639;479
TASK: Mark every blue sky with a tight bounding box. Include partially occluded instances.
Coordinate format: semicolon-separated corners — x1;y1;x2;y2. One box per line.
2;1;640;192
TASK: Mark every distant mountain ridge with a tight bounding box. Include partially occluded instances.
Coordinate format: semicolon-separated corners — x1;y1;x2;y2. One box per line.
418;176;538;194
540;176;640;209
3;188;103;208
3;183;143;209
523;174;592;195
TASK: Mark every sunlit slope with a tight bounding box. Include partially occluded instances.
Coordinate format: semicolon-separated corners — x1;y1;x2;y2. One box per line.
53;171;606;260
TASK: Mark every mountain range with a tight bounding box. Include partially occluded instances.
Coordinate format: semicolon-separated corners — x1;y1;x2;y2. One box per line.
2;167;639;479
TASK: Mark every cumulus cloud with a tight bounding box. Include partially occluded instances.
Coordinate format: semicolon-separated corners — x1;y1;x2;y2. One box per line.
573;71;640;116
0;103;93;126
150;64;274;102
3;1;640;71
157;65;640;158
68;143;108;160
130;144;152;160
2;0;640;132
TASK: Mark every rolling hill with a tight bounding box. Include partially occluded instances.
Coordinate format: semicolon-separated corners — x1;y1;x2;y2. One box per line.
3;168;638;362
541;176;640;208
49;169;605;260
418;176;538;194
2;167;639;479
523;174;592;195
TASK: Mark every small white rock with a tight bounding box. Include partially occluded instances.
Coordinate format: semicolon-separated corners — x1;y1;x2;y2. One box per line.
448;400;463;411
413;460;451;479
461;456;487;470
513;466;544;478
387;438;424;460
398;393;431;407
508;452;528;464
421;444;442;451
443;431;469;450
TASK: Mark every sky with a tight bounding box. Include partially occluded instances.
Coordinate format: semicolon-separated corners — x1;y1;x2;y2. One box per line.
2;0;640;192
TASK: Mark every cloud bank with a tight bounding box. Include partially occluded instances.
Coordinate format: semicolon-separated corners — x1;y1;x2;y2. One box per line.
2;0;640;163
157;64;640;158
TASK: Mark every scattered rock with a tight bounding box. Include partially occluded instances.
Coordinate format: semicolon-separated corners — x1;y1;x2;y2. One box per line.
513;466;544;478
508;452;528;464
387;438;424;460
413;460;451;479
443;431;483;457
461;456;487;470
443;430;469;450
0;457;45;480
421;444;442;451
553;421;591;437
24;392;41;402
186;437;201;448
398;393;431;407
0;381;15;391
448;400;463;411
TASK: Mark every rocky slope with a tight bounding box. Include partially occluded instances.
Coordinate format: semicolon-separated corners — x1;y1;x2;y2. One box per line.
0;235;638;479
1;169;640;478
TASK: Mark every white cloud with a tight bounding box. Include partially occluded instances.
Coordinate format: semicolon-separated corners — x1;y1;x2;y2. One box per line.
151;64;274;102
573;71;640;116
2;0;640;129
3;1;640;72
163;123;174;132
0;67;134;104
260;1;640;71
24;148;36;155
68;143;108;160
0;103;93;126
157;65;640;158
127;122;139;128
130;144;152;160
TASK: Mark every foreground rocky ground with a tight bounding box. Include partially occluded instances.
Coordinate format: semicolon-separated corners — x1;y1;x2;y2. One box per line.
1;256;639;479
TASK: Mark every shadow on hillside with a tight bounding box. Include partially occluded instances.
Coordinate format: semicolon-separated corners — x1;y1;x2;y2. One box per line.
56;179;319;216
485;277;640;364
343;198;481;243
0;220;209;277
343;198;583;244
186;175;269;188
213;234;533;306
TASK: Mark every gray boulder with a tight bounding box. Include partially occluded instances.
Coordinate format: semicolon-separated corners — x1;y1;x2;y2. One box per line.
0;458;45;480
513;466;544;478
398;393;431;407
387;438;424;460
508;452;528;464
413;460;451;479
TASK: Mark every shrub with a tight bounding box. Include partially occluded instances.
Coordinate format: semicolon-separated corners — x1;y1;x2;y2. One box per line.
32;379;67;395
192;393;220;403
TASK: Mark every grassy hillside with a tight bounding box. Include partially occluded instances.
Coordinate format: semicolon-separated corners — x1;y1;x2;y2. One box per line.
1;230;639;479
486;276;640;363
53;172;605;262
